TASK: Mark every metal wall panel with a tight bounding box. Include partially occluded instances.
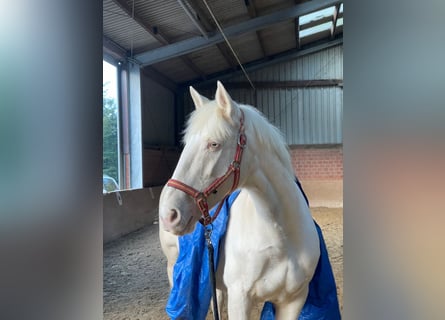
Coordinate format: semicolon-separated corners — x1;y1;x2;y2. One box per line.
183;45;343;145
228;45;343;81
231;45;342;144
183;87;342;145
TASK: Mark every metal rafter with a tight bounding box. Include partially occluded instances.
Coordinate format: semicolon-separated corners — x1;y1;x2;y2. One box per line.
295;0;301;50
110;0;206;79
182;0;239;69
103;35;127;61
135;0;341;66
200;79;343;89
183;38;343;87
296;16;300;49
176;0;208;39
245;0;267;57
111;0;169;45
331;3;341;39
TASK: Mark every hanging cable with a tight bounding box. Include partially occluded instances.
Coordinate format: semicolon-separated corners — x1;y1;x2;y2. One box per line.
201;0;255;90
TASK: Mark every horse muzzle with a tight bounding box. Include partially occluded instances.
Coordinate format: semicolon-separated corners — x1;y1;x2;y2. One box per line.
159;186;201;235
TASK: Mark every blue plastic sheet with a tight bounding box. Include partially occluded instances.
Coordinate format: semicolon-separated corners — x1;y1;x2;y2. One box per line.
166;183;341;319
166;191;240;320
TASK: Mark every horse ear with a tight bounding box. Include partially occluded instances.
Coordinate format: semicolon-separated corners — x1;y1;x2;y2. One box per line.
189;86;209;109
215;81;236;121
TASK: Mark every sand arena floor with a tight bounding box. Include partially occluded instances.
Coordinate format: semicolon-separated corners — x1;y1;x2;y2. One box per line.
104;207;343;319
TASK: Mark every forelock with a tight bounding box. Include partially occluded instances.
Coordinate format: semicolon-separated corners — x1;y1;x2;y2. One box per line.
183;101;234;144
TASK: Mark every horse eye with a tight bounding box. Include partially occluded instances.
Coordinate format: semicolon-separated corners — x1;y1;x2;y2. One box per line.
208;142;221;150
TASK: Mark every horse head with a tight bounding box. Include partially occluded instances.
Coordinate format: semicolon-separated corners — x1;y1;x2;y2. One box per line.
159;81;249;235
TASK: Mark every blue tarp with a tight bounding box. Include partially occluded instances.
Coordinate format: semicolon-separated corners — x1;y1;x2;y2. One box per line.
166;184;341;319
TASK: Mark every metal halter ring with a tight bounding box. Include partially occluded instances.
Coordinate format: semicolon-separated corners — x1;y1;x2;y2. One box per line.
238;133;246;148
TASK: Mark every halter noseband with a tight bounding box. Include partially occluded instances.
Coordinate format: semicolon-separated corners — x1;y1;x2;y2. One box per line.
166;110;246;226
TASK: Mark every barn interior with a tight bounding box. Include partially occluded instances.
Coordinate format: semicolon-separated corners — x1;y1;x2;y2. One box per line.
103;0;343;243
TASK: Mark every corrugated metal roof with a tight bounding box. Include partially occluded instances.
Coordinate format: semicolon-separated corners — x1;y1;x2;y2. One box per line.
255;0;296;14
186;46;231;75
258;21;296;55
152;57;199;83
132;0;200;42
228;32;265;63
104;0;160;53
103;0;343;84
204;0;249;25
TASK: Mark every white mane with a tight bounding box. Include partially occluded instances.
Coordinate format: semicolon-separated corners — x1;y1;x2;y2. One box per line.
240;104;294;175
183;99;294;175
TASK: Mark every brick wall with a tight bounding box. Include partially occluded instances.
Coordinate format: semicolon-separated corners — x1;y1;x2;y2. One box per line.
290;145;343;181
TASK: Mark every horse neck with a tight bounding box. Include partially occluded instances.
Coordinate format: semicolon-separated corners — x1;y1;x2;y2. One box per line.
240;140;311;233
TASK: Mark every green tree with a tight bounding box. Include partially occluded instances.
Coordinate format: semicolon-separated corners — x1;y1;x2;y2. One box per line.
103;83;119;183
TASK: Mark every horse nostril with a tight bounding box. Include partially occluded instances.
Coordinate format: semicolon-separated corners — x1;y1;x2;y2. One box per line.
161;208;181;229
170;209;178;222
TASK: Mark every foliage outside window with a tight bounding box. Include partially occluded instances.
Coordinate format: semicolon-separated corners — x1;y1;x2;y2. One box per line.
103;61;119;189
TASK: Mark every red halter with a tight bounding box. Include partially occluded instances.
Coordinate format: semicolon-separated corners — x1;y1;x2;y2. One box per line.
167;110;246;226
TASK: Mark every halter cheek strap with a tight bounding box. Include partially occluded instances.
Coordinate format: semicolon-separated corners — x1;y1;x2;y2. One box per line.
167;110;246;226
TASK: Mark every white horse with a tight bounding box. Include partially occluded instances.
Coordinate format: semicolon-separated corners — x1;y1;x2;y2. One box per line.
159;81;320;319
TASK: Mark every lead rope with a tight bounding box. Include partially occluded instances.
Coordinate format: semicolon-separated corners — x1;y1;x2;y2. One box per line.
205;226;220;320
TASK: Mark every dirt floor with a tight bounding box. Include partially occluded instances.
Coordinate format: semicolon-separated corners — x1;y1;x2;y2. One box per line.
104;207;343;319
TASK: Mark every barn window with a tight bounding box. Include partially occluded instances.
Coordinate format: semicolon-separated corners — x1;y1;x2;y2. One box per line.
103;60;121;192
102;59;143;191
298;3;343;44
